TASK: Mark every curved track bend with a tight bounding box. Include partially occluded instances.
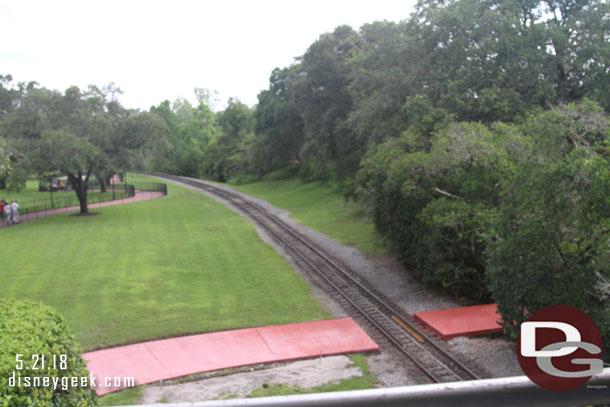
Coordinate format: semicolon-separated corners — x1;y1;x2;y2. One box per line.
152;173;481;384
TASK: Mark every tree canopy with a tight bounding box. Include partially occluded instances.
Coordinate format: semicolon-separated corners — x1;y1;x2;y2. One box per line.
0;81;166;213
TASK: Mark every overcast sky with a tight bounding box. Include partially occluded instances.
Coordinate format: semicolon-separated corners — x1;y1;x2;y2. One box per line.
1;0;416;111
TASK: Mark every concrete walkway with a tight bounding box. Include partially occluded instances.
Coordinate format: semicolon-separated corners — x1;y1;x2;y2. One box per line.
414;304;503;340
83;318;379;395
0;190;164;230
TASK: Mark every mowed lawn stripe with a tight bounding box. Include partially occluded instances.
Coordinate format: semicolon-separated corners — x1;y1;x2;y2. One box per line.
0;180;329;351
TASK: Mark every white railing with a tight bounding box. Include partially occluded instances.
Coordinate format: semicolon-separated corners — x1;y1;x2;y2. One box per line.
110;368;610;407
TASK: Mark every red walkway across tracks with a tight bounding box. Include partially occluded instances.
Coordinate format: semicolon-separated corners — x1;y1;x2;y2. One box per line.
414;304;503;340
83;318;379;395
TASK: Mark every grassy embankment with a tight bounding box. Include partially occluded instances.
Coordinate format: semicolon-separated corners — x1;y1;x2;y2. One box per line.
232;178;387;257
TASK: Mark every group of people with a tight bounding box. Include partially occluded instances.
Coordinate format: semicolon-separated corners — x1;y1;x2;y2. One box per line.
0;199;20;226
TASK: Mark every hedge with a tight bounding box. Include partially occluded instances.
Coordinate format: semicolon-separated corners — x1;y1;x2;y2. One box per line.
0;299;97;406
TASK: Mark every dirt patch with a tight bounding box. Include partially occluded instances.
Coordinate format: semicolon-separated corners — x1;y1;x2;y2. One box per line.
70;212;102;217
139;355;362;403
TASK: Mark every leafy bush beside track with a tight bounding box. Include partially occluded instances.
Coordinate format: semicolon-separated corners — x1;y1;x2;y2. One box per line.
356;101;610;354
487;101;610;354
356;122;520;300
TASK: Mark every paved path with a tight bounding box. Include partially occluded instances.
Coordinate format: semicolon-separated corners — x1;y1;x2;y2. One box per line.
0;190;164;230
83;318;379;395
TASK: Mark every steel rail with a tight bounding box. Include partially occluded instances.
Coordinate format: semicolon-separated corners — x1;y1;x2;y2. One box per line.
236;196;480;382
244;202;444;382
232;196;475;382
149;173;481;382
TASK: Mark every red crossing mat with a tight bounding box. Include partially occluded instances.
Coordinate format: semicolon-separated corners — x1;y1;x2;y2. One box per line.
414;304;503;340
83;318;378;395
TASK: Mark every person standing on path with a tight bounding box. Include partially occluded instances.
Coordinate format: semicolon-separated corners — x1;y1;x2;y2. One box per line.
0;199;4;222
10;200;19;225
4;200;12;225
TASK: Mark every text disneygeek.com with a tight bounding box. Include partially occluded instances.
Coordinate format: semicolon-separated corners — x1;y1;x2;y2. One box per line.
9;371;135;391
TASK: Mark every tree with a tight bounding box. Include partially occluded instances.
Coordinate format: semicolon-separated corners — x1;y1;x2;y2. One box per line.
296;25;363;178
149;90;222;179
0;138;9;188
486;100;610;355
356;122;522;299
4;84;161;214
542;0;610;108
347;21;415;149
217;98;254;144
254;65;305;175
36;86;113;213
408;0;553;123
406;0;610;122
112;110;168;176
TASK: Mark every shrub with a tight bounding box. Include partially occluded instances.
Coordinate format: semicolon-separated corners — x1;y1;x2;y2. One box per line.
0;299;97;406
487;151;610;358
485;101;610;357
356;123;520;299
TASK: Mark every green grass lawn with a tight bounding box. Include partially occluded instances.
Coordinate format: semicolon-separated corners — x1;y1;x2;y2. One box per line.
0;175;330;351
0;180;47;202
232;179;387;257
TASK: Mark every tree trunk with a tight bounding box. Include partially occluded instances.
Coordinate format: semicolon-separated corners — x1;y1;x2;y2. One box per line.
68;172;89;214
94;170;108;192
99;175;107;193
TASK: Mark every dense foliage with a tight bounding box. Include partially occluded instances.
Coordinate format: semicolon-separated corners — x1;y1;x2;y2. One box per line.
487;101;610;354
141;0;608;185
357;101;610;354
0;299;97;406
356;122;521;300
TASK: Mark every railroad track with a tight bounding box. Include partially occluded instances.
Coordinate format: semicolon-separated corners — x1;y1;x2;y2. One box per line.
152;173;481;383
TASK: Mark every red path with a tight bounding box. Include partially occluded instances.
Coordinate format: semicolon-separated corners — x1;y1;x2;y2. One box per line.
414;304;503;340
0;189;164;230
83;318;379;395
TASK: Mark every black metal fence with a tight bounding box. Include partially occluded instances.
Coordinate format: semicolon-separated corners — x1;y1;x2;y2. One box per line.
130;182;168;196
17;182;167;216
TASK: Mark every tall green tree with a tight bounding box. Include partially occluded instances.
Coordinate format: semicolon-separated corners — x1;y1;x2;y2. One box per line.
409;0;552;122
296;25;363;178
254;65;305;175
347;21;415;148
407;0;609;121
149;91;220;178
542;0;610;109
